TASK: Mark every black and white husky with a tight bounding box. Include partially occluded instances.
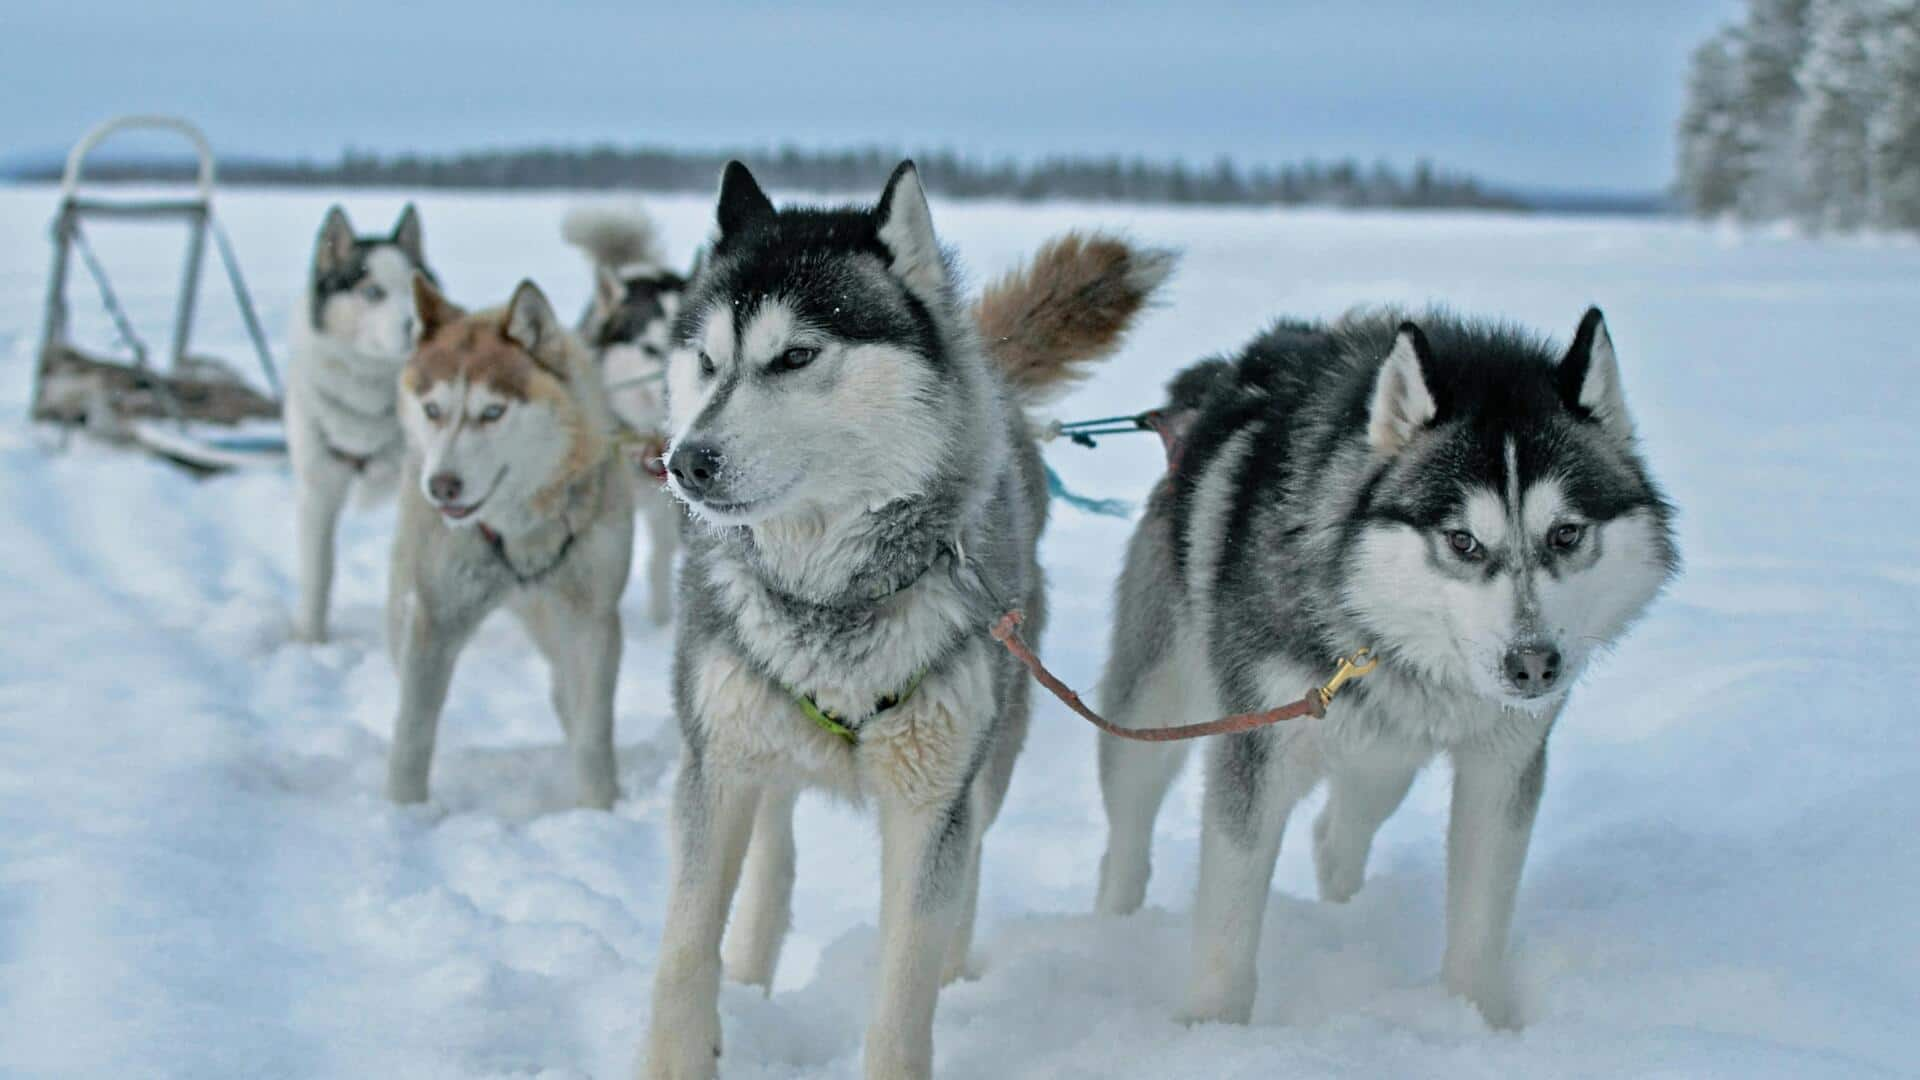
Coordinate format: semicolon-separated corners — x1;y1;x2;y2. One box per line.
563;205;689;625
1094;309;1677;1028
641;161;1172;1079
284;204;434;642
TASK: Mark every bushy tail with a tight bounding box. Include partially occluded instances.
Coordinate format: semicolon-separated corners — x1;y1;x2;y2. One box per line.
974;231;1176;404
562;204;664;270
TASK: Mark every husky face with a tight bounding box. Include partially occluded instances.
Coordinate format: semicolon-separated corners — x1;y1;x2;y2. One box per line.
310;204;433;358
586;267;684;435
662;162;953;526
1345;311;1676;710
400;277;583;529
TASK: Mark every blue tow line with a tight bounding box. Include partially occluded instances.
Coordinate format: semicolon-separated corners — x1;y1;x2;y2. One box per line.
1044;461;1134;518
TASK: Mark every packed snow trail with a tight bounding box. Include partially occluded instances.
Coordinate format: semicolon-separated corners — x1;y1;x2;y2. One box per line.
0;188;1915;1077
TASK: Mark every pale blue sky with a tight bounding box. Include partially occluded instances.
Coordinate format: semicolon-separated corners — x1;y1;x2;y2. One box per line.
0;1;1742;192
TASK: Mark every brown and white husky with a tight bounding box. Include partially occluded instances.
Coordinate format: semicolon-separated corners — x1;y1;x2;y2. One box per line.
384;275;635;809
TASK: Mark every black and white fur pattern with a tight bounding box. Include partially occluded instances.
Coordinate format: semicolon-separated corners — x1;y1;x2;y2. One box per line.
284;204;434;642
1094;308;1677;1029
642;163;1096;1080
563;205;689;625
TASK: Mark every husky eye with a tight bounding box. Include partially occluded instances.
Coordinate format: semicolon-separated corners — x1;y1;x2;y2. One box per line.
422;401;443;422
478;403;507;423
697;350;716;377
1445;530;1485;560
360;282;387;303
771;346;819;373
1548;522;1586;551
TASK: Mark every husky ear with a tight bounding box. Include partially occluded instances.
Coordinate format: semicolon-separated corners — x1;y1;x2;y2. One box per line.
875;160;947;297
716;161;775;238
315;205;356;276
504;279;570;377
410;272;462;343
392;203;425;265
1367;322;1440;456
1559;307;1633;439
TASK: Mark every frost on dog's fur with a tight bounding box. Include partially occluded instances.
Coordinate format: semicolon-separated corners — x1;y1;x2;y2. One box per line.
975;231;1177;404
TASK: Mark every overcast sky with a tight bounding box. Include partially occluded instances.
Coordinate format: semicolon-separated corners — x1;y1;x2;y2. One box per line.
1;1;1742;192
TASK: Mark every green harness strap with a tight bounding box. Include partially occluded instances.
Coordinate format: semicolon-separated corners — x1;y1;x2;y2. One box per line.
794;667;927;744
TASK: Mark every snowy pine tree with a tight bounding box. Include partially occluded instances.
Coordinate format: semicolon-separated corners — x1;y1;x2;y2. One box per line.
1793;0;1877;230
1734;0;1814;220
1678;29;1749;216
1869;0;1920;228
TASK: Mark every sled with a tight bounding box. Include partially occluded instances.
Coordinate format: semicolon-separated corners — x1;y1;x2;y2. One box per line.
29;115;287;473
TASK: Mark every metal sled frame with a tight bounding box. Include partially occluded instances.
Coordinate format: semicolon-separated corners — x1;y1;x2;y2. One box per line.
30;115;284;470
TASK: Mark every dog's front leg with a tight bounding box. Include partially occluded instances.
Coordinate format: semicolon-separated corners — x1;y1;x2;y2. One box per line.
293;452;354;643
567;608;623;810
1183;728;1302;1024
1442;737;1547;1028
385;603;468;804
643;754;758;1080
865;787;974;1080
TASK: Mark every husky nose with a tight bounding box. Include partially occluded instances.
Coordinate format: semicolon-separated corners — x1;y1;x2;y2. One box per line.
1503;645;1563;696
428;472;464;503
667;441;723;498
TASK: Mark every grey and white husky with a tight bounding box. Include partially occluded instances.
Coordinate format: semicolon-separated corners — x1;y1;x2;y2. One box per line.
641;161;1172;1080
1093;309;1677;1028
284;204;434;642
563;205;689;625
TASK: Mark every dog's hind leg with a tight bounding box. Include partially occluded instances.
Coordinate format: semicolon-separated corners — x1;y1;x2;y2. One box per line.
1182;728;1316;1024
644;754;759;1080
1442;736;1547;1029
722;784;798;990
1312;745;1425;903
293;450;354;643
1095;650;1198;916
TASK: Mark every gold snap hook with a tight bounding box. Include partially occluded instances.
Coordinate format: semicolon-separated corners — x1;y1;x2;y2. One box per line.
1317;648;1378;707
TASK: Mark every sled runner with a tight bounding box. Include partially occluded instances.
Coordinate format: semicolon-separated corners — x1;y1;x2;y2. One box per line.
29;115;286;473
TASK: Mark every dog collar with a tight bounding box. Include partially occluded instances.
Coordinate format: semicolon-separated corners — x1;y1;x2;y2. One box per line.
792;668;927;744
476;521;577;585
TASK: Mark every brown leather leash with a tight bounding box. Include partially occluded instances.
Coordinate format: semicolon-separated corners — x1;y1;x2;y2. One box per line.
989;610;1377;742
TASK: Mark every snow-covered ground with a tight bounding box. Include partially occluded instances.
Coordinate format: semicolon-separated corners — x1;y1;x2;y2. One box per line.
1;185;1915;1078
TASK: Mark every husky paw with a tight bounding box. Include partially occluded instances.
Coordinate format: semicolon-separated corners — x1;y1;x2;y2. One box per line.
721;946;775;992
640;1009;722;1080
940;951;981;986
1444;963;1521;1030
1178;975;1256;1027
1093;850;1150;916
861;1031;933;1080
1311;810;1366;903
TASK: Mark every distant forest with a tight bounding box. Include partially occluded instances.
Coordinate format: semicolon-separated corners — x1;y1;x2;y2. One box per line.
1676;0;1920;231
13;145;1551;211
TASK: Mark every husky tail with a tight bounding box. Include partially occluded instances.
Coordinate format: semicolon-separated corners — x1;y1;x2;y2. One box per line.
562;204;664;271
974;232;1175;404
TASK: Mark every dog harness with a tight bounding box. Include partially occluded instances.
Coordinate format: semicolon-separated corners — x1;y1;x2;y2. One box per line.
792;668;927;745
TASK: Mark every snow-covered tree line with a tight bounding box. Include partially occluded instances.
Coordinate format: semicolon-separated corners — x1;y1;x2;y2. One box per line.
1677;0;1920;231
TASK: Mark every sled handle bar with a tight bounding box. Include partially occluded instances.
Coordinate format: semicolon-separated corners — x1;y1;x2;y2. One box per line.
62;115;217;203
